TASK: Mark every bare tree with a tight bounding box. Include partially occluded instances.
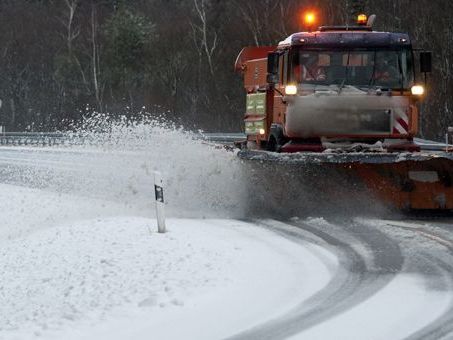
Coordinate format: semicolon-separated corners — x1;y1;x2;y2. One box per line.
58;0;90;90
191;0;218;76
90;2;102;111
61;0;79;53
233;0;280;46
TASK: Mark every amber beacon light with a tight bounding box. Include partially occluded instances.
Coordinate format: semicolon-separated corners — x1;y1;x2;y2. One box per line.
304;12;316;26
357;14;368;25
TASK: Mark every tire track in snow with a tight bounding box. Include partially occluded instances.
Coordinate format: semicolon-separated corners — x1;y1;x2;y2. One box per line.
377;220;453;340
228;218;403;340
405;258;453;340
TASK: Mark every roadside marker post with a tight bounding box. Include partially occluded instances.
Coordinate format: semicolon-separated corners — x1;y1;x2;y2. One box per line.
447;127;453;152
154;171;166;233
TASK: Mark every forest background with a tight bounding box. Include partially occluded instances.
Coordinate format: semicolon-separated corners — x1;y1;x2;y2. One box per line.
0;0;450;140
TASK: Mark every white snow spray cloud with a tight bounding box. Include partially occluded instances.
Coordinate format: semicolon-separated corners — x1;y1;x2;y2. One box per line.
0;113;394;221
0;113;247;219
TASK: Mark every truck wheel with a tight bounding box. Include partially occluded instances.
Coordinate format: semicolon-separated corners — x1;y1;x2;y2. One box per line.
266;136;276;152
268;125;285;153
267;136;282;152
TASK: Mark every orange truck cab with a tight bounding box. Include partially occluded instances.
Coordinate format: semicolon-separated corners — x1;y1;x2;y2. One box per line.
235;17;432;153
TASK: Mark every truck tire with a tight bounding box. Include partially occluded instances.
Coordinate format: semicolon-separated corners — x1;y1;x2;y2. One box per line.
267;135;285;152
267;136;278;152
267;125;286;152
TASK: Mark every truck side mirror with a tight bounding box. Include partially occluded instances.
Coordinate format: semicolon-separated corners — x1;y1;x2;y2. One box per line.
267;52;279;84
420;51;432;73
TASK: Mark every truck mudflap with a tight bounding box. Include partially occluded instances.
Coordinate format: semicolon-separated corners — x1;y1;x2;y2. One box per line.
238;150;453;214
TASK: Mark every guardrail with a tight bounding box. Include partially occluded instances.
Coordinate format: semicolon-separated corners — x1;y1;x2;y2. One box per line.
0;132;73;146
2;132;448;152
0;132;246;147
200;133;245;145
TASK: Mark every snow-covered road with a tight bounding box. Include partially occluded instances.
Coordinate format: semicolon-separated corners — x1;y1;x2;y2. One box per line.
0;183;336;340
1;129;453;340
229;218;453;340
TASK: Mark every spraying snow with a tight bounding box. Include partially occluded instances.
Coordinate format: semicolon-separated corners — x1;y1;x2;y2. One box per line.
0;115;247;219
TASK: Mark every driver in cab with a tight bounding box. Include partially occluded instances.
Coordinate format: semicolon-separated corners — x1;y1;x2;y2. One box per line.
373;56;399;83
296;54;327;82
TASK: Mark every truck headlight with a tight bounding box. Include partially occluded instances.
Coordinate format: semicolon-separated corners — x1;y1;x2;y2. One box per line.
411;85;425;96
285;85;298;95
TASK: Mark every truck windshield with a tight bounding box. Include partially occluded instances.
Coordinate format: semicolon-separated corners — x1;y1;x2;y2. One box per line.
291;48;414;90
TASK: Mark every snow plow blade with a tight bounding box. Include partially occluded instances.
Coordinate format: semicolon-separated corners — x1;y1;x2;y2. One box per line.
238;150;453;215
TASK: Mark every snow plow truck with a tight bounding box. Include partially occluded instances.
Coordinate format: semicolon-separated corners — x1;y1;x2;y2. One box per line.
235;13;453;213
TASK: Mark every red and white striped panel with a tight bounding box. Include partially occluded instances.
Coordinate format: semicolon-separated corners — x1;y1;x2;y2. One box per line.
393;108;410;135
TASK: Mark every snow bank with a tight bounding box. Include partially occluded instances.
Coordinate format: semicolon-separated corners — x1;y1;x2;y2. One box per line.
0;184;336;340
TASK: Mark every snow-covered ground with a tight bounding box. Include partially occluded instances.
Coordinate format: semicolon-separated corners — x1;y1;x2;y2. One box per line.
0;183;336;340
292;275;451;340
2;122;453;340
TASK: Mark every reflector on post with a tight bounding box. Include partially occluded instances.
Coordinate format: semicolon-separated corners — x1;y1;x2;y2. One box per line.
154;171;166;234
